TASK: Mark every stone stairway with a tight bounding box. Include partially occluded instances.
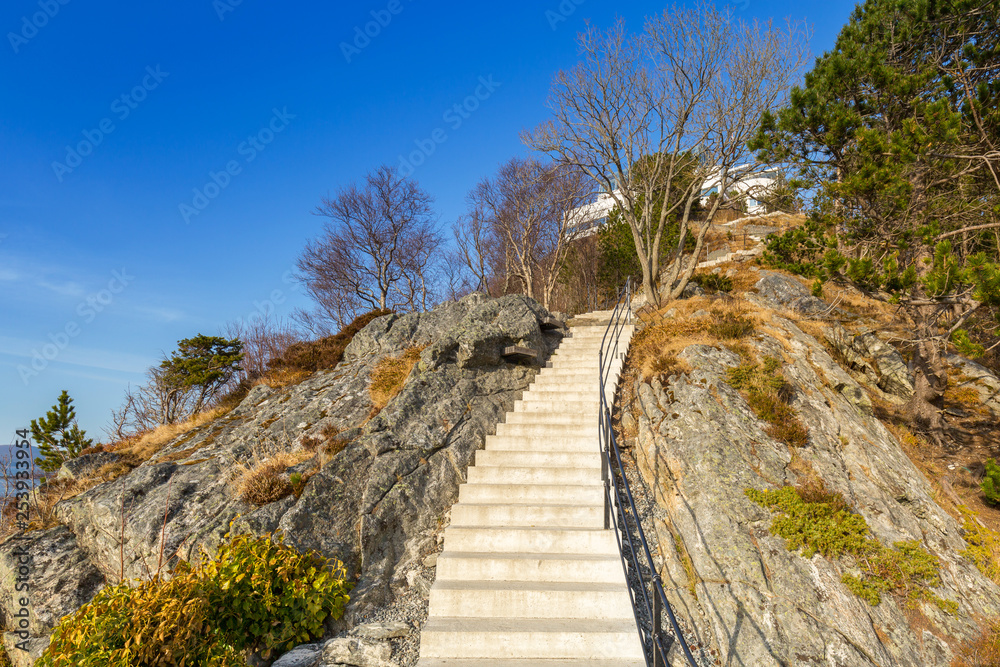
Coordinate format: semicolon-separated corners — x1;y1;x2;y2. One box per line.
417;318;644;666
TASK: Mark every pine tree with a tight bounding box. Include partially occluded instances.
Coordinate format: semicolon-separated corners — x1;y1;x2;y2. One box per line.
160;335;244;417
30;390;93;472
750;0;1000;443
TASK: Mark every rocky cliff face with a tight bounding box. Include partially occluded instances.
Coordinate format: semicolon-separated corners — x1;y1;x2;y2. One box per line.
626;272;1000;666
0;293;562;665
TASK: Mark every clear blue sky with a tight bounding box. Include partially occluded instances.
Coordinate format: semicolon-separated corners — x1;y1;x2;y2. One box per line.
0;0;857;445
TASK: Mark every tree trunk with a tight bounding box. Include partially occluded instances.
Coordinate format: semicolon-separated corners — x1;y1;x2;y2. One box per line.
905;337;948;447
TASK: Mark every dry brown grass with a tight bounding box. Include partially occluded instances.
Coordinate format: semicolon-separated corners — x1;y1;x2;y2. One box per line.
633;297;764;381
238;461;293;505
232;449;313;506
954;621;1000;667
120;406;232;462
266;308;392;375
255;367;311;389
370;346;424;409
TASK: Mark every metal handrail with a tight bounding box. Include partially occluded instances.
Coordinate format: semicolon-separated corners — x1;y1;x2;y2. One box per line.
597;279;699;667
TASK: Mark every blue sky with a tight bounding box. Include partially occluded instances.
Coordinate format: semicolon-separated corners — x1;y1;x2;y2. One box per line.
0;0;857;445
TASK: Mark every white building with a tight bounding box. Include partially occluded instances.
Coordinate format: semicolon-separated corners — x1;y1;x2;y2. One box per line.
564;190;620;239
698;164;779;215
564;165;778;238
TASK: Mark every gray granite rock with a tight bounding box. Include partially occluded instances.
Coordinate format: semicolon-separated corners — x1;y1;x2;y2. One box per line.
273;643;322;667
634;317;1000;666
826;324;915;399
322;636;393;667
0;526;104;662
56;451;121;481
945;353;1000;419
352;621;410;640
1;635;48;667
754;270;832;316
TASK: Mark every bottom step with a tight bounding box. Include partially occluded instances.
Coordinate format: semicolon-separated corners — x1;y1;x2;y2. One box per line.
419;617;644;660
418;661;645;667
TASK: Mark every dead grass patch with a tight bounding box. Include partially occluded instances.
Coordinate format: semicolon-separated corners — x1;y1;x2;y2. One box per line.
632;297;764;381
727;355;810;448
256;368;311;389
267;308;392;376
121;406;232;462
954;621;1000;667
370;346;425;409
232;449;313;506
239;461;293;505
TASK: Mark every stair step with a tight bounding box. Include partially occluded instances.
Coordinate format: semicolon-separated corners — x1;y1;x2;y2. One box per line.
427;580;634;619
519;393;600;405
441;526;618;554
484;435;597;453
435;551;623;583
505;412;599;425
474;450;600;469
419;617;644;660
459;483;604;505
496;423;596;437
467;466;598;485
513;400;599;415
419;658;644;667
528;376;600;387
450;503;603;528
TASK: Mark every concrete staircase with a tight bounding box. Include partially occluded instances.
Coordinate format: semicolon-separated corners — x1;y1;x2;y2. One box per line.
417;318;643;666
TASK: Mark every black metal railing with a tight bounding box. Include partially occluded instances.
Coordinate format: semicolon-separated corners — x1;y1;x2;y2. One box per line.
597;279;699;667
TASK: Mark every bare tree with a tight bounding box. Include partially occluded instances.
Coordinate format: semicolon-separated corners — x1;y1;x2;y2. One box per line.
107;365;193;435
222;314;302;384
295;165;442;331
452;209;499;296
459;157;592;309
524;7;808;306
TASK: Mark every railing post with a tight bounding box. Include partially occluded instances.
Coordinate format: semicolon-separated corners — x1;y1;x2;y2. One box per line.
599;276;699;667
653;593;664;667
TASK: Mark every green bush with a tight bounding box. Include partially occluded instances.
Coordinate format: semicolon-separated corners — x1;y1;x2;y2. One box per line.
691;273;733;293
726;356;809;447
747;486;954;611
982;459;1000;506
706;310;755;340
39;532;351;667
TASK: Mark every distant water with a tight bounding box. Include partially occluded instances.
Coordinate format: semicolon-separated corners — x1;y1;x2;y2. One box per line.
0;443;45;499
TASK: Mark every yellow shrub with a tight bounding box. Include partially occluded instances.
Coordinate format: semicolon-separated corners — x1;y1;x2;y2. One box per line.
39;533;351;667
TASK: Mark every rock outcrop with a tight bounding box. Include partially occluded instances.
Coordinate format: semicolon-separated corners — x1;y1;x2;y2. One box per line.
0;527;104;666
0;293;561;663
826;325;915;400
629;314;1000;666
752;270;833;317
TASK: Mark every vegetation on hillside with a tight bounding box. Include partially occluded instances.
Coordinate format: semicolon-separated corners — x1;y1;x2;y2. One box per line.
751;0;1000;443
746;485;955;611
30;390;92;472
39;532;351;667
